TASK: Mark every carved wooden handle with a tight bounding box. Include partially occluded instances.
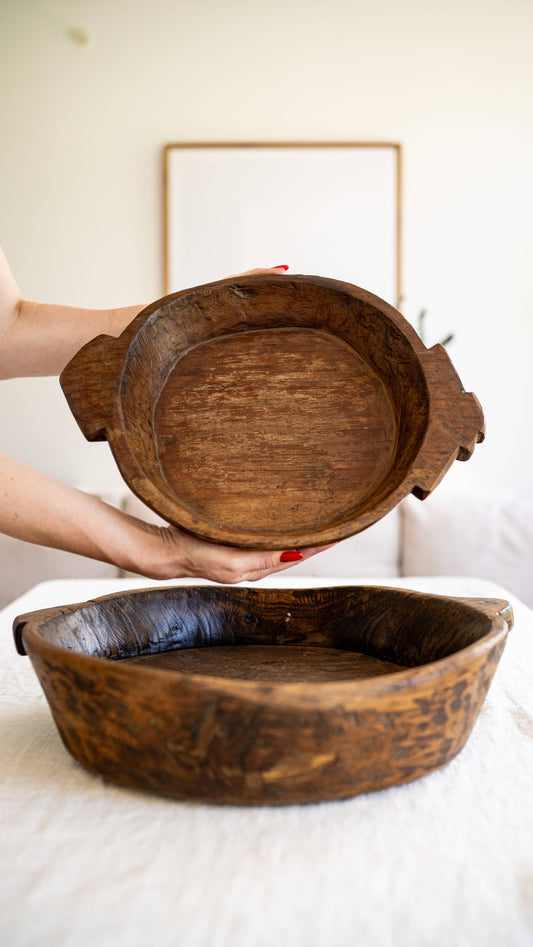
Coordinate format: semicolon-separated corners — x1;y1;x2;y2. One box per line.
451;598;514;630
410;344;485;499
60;333;127;441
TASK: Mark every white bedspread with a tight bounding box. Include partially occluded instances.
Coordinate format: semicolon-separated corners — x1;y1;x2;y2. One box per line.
1;576;532;947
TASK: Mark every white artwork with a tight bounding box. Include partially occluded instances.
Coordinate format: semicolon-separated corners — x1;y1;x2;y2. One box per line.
164;143;401;306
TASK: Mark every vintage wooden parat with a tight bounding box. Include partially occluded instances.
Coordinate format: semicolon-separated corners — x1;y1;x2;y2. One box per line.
14;585;512;805
59;274;484;548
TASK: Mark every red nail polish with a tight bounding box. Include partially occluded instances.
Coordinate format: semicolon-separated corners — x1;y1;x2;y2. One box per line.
274;264;289;271
280;550;303;562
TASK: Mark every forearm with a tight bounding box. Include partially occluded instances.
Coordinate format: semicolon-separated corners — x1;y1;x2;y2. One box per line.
0;299;144;378
0;245;145;378
0;452;333;585
0;452;160;573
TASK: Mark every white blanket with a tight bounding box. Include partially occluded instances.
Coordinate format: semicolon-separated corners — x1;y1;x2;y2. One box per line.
1;576;532;947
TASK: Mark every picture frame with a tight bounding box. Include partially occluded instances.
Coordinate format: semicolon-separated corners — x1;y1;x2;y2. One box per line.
163;141;402;306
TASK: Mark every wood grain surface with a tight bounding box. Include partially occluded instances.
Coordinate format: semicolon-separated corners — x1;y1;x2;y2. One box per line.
14;585;512;805
60;275;485;548
127;644;404;681
155;328;396;532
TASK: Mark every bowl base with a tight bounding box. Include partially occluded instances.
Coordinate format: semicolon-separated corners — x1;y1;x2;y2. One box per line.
126;643;404;682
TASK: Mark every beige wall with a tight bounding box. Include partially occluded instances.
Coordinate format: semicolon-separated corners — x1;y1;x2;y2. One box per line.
1;0;532;494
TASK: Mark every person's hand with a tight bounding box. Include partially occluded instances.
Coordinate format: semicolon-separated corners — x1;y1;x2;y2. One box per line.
129;518;334;585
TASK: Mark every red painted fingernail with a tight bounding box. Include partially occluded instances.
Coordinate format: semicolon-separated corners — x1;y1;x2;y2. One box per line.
280;550;303;562
274;264;289;271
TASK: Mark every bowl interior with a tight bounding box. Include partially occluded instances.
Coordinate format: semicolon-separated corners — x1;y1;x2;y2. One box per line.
25;586;495;680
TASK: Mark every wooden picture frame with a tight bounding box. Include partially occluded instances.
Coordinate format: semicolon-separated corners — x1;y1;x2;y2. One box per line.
163;141;402;306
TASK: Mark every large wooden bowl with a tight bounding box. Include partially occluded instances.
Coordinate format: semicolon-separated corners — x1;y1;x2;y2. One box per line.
60;275;484;548
14;585;512;805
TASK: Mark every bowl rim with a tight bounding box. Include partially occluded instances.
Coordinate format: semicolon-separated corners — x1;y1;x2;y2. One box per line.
14;585;512;710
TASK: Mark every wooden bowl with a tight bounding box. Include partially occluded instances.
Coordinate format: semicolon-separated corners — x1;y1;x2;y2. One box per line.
14;585;512;805
60;275;484;548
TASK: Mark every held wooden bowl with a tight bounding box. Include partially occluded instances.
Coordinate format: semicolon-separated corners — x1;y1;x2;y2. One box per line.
60;275;484;548
14;585;512;806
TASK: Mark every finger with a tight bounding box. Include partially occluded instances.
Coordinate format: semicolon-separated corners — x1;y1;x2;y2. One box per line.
226;265;290;278
229;543;339;584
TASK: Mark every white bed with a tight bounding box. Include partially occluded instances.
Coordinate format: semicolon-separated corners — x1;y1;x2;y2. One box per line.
1;575;532;947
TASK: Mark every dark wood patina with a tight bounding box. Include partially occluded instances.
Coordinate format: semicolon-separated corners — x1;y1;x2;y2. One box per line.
14;585;512;805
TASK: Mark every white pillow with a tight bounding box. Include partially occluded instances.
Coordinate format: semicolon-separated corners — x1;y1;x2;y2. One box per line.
0;534;119;610
281;509;401;578
401;487;533;607
121;492;402;579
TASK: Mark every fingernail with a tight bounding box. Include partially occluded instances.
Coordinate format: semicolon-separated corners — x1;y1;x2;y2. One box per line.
274;264;289;271
280;550;303;562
